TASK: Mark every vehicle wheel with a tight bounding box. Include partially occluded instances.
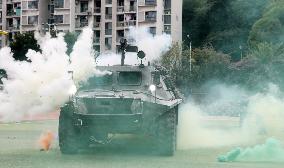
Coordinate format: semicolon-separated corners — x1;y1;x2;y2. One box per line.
59;103;79;154
156;110;177;156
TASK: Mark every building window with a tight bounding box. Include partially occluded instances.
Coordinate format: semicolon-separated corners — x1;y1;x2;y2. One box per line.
54;0;64;8
94;45;100;52
105;22;112;35
28;16;38;25
105;7;112;20
164;15;171;24
164;0;171;9
145;0;156;6
105;37;112;50
149;27;156;36
164;25;171;34
79;16;88;27
94;30;100;43
48;4;55;13
54;15;63;24
28;0;39;9
80;1;88;13
145;11;156;21
105;0;112;5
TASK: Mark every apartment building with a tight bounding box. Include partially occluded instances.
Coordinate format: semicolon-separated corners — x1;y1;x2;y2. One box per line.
0;0;183;53
0;0;3;47
50;0;182;52
0;0;49;47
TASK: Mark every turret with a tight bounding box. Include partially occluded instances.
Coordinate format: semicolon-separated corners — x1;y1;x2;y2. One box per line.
119;38;146;67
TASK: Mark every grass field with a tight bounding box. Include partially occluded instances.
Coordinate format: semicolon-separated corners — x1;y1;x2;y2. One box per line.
0;120;283;168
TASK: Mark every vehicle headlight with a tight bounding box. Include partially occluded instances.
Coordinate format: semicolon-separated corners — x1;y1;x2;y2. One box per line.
68;84;77;95
149;84;156;92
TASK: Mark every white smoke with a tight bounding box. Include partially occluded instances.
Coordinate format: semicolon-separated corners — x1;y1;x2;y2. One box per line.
0;26;171;122
127;27;172;63
244;84;284;137
96;27;172;66
96;52;141;66
178;83;284;149
70;27;96;83
0;27;95;122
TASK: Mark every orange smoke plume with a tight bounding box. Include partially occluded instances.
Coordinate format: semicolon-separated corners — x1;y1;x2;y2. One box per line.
39;131;54;151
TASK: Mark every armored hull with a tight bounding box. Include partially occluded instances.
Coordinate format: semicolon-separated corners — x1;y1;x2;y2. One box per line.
59;65;182;155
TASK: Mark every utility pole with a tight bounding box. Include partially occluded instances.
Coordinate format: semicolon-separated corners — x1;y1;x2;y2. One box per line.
239;45;243;60
187;35;192;74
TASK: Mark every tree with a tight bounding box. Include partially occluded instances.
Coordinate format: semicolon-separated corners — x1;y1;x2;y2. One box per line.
183;0;269;59
161;44;231;94
161;43;181;79
248;1;284;47
230;42;284;90
183;0;214;47
10;32;40;61
205;0;268;59
187;46;231;88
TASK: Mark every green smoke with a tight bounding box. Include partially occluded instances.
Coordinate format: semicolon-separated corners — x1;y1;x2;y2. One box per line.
218;138;284;162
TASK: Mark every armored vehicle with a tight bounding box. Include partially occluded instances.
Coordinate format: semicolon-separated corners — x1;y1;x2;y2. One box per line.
59;40;182;156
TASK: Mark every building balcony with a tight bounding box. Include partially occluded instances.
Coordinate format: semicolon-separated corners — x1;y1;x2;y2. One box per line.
105;14;112;20
76;8;93;15
13;25;20;30
7;25;20;31
105;29;112;35
105;44;111;50
6;8;21;17
76;21;88;28
94;7;101;14
125;6;136;13
145;17;156;22
164;9;171;15
164;25;171;34
6;11;14;16
94;37;100;44
105;0;112;5
164;30;171;35
125;20;136;27
116;21;124;28
94;22;100;28
145;0;157;6
6;25;13;30
139;0;157;6
117;6;124;13
6;0;13;4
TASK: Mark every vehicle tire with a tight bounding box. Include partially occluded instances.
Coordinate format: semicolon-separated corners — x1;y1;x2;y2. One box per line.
156;110;177;156
59;103;79;154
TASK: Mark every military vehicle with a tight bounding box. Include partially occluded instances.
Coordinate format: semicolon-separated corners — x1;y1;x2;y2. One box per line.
59;39;182;156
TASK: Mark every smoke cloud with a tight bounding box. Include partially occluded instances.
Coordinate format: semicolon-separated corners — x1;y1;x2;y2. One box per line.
0;26;171;122
177;83;284;149
0;27;95;122
96;27;172;66
218;138;284;162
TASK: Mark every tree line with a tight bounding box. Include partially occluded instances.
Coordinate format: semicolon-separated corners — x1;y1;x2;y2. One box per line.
162;0;284;95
